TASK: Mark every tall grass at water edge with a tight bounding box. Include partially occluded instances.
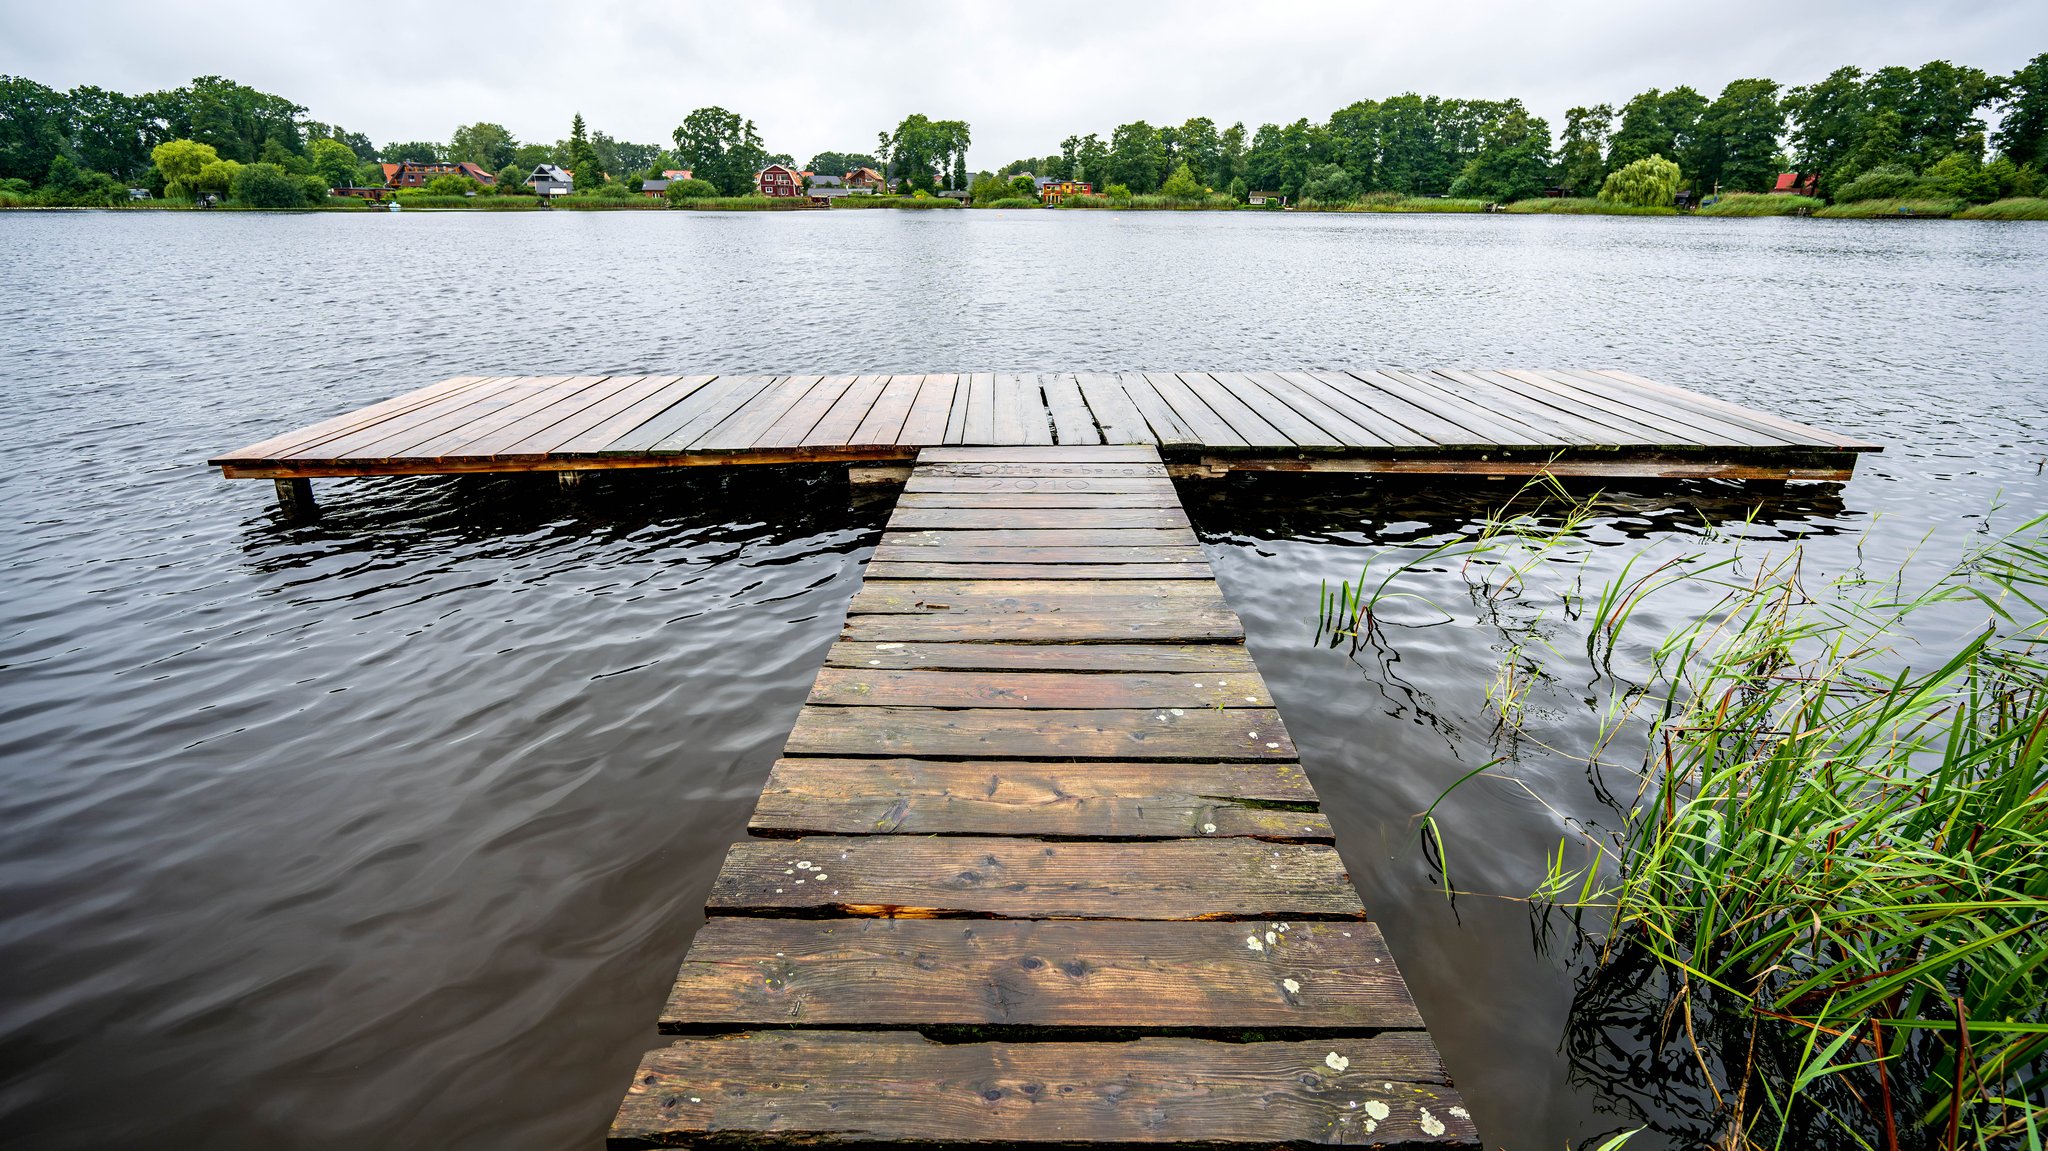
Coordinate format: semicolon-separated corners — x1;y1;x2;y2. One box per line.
1504;197;1677;215
1956;199;2048;221
1815;198;1964;219
1318;481;2048;1147
1696;194;1828;217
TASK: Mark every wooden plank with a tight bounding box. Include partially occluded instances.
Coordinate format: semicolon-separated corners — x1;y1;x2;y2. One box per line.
1579;369;1878;449
273;377;512;460
866;545;1207;565
803;374;890;446
707;837;1353;919
864;561;1214;580
658;920;1414;1031
941;373;972;444
209;375;492;463
1269;371;1434;448
904;475;1178;494
918;446;1161;463
1374;368;1585;445
1304;370;1482;446
962;372;996;443
752;373;855;448
897;374;959;446
692;374;827;451
415;375;616;457
808;669;1269;710
612;1030;1477;1146
647;375;783;452
840;609;1239;643
1179;372;1300;448
1075;372;1156;445
851;374;927;446
1429;368;1649;445
508;374;684;457
1117;372;1202;447
552;375;716;453
750;758;1323;840
1492;368;1764;446
1237;371;1396;448
297;377;559;460
896;491;1187;509
1043;374;1103;445
784;706;1291;759
594;375;742;452
1145;371;1243;447
992;373;1054;445
914;462;1176;479
826;641;1261;673
881;528;1191;549
850;579;1219;612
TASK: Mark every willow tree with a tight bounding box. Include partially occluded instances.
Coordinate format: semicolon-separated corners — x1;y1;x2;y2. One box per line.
1598;153;1682;206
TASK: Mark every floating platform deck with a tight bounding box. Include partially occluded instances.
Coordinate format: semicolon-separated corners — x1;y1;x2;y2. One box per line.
211;370;1878;506
607;446;1480;1148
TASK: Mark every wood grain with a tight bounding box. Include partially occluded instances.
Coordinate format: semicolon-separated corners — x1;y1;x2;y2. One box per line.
785;705;1293;759
658;919;1414;1031
708;836;1358;919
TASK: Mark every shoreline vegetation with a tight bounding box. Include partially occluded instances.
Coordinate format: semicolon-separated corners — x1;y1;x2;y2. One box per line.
6;54;2046;220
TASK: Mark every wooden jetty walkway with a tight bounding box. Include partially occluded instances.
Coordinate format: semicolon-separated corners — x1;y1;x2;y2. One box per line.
210;369;1877;513
608;445;1480;1148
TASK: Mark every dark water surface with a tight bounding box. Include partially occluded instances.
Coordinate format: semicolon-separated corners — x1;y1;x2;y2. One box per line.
1;209;2043;1149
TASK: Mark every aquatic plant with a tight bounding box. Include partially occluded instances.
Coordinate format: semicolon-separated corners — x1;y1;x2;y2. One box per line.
1504;197;1676;215
1814;198;1962;219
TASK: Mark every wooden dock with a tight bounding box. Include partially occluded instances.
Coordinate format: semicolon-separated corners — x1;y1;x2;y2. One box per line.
607;446;1479;1148
210;370;1877;513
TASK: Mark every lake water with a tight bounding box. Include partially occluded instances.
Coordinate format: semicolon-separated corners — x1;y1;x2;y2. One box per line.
1;208;2043;1150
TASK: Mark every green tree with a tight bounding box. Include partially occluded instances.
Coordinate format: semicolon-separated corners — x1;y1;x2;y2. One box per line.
1831;164;1919;201
1220;122;1247;186
1227;175;1247;202
383;140;444;163
1598;153;1681;206
881;114;969;193
67;85;156;181
449;122;517;170
1174;116;1224;187
967;172;1009;204
1074;133;1109;186
195;158;241;197
494;162;526;190
1374;95;1451;194
672;106;767;196
150;138;220;192
565;113;603;187
1107;120;1166;191
1008;175;1037;199
1160;161;1204;200
1449;104;1553;201
1920;151;1998;201
1994;52;2048;168
0;75;73;185
1299;163;1357;203
40;154;128;205
308;137;358;189
1557;104;1613;195
1692;79;1784;193
422;173;481;195
163;75;306;163
1786;66;1871;189
807;151;881;176
230;161;309;207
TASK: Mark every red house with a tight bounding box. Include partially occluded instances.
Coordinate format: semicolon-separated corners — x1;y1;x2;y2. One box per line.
381;161;497;189
1772;172;1818;196
756;164;802;197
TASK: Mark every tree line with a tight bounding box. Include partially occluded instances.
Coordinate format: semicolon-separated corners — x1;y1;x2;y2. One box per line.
4;58;2043;209
997;56;2047;205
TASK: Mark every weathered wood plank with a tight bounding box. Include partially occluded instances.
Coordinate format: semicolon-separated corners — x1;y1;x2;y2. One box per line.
611;1030;1477;1147
210;375;492;463
881;528;1193;549
919;446;1162;463
658;919;1414;1032
866;546;1209;567
826;641;1262;673
896;491;1188;509
807;668;1270;710
963;372;997;443
1117;372;1202;447
692;374;827;451
840;610;1240;643
1145;371;1244;447
647;375;784;453
804;374;891;446
707;837;1354;919
595;375;743;453
1180;372;1298;448
751;373;854;448
750;758;1323;840
784;705;1291;759
507;374;687;458
897;374;960;446
1230;371;1385;448
553;375;716;453
1075;372;1157;446
852;374;927;446
427;375;621;457
303;377;565;461
1581;369;1878;449
851;579;1218;609
278;377;521;460
904;475;1179;494
886;507;1190;530
864;560;1215;580
1044;374;1104;445
942;373;973;444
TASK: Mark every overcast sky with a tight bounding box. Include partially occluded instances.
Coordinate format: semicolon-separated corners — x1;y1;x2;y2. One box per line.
4;1;2043;165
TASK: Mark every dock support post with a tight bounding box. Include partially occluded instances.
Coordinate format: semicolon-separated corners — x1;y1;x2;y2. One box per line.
273;477;317;520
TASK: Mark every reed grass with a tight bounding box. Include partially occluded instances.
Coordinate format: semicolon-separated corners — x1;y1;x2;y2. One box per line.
1300;195;1490;213
1320;478;2048;1143
1814;198;1962;219
1504;197;1677;215
826;195;962;209
1696;194;1826;217
1955;198;2048;221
